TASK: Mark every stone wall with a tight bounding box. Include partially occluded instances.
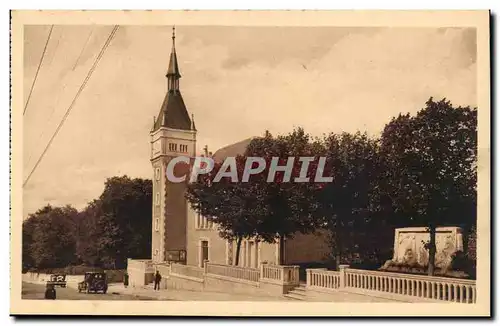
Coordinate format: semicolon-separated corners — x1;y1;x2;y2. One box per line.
22;270;125;285
143;262;300;298
284;229;330;264
127;259;154;287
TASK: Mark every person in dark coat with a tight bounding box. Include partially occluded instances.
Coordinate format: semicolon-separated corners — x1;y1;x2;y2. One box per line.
44;283;56;300
154;271;162;291
123;272;129;288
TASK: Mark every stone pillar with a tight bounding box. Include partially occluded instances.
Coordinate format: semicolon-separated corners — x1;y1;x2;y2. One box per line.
204;260;209;275
339;265;349;288
260;261;266;280
306;269;312;287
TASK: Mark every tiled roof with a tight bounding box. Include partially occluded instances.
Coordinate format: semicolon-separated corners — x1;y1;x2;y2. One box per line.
153;90;192;131
212;137;256;162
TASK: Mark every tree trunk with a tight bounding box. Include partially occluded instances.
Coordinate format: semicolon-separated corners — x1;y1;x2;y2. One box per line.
335;254;341;271
335;220;342;270
235;237;242;266
279;235;285;265
427;224;436;276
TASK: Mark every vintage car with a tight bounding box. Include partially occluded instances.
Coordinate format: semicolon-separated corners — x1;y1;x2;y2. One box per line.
78;272;108;294
44;283;56;299
46;274;67;288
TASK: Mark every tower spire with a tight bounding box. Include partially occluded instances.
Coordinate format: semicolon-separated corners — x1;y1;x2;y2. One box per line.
152;27;193;132
167;26;181;92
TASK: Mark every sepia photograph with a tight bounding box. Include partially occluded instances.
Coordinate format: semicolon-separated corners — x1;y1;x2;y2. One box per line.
10;10;491;316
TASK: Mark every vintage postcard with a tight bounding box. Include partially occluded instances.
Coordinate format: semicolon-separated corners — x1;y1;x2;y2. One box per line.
10;10;490;316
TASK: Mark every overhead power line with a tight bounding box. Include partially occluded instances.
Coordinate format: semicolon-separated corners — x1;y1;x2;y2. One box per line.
25;27;95;169
24;25;54;115
73;27;94;71
23;25;120;188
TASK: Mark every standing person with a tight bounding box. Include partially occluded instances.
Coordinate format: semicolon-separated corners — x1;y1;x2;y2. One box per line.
123;272;129;288
154;270;162;291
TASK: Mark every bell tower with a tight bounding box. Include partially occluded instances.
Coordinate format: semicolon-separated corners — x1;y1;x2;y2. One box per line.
150;27;197;262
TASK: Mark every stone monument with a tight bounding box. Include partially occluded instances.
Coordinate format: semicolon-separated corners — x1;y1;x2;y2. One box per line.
382;226;464;272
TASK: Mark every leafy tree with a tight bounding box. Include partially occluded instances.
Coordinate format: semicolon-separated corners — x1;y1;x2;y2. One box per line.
89;176;152;269
244;129;328;264
186;156;262;265
187;128;328;265
316;132;383;269
74;200;101;266
22;205;78;269
378;98;477;275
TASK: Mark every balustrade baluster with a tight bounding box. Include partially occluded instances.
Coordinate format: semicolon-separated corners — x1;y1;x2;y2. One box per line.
465;285;471;303
454;284;459;302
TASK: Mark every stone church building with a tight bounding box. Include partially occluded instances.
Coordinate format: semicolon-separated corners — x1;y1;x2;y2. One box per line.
149;29;330;271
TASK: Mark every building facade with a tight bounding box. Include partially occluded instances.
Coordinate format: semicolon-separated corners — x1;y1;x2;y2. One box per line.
151;28;330;270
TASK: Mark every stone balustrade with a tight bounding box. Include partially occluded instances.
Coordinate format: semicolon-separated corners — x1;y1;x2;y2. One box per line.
170;263;204;280
307;268;341;290
344;268;476;303
261;264;300;285
206;262;260;283
305;264;476;304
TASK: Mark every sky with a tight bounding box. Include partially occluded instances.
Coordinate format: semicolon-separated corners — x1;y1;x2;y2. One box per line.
22;25;477;217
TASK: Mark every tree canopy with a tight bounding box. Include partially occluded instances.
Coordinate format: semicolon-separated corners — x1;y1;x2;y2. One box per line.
186;98;477;272
23;98;477;275
23;176;152;271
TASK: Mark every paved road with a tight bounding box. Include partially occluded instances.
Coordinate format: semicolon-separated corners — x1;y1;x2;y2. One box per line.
22;282;158;300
